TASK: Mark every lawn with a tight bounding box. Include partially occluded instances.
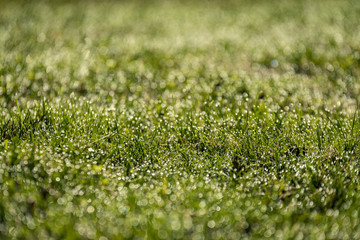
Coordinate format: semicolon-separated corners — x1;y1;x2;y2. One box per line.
1;0;360;239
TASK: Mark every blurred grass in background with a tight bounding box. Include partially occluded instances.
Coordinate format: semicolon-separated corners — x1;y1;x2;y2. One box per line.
1;0;360;239
1;0;359;111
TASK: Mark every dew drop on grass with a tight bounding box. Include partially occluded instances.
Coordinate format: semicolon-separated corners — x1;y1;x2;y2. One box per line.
87;206;95;214
207;220;216;229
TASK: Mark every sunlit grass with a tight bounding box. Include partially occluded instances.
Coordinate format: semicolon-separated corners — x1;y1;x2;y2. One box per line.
1;0;360;239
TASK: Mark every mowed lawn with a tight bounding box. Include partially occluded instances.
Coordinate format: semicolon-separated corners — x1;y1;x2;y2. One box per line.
1;0;360;239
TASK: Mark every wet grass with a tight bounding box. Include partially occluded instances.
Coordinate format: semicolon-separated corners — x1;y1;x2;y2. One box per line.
1;0;360;239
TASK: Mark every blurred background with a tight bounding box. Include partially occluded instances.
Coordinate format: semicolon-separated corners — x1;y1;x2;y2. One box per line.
1;0;360;112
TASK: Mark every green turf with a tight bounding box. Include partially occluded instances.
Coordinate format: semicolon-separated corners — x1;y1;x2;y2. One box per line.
1;0;360;239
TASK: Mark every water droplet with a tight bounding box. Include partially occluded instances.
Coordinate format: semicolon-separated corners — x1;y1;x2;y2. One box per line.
87;206;95;213
207;220;216;228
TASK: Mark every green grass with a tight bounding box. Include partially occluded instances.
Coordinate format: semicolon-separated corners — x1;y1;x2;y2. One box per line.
1;0;360;239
